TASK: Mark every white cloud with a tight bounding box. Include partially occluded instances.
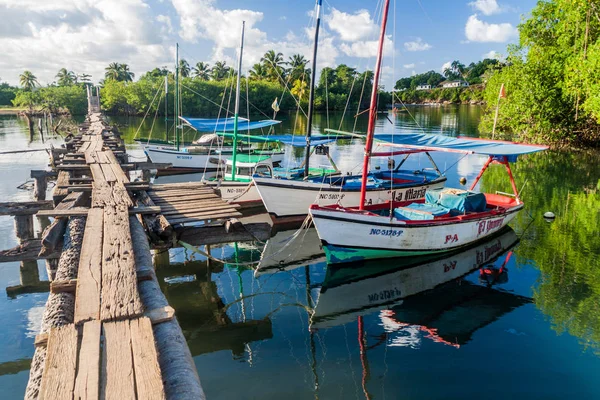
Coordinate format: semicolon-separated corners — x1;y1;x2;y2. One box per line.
441;61;452;73
156;15;173;35
465;14;517;42
403;63;415;69
0;0;172;85
339;36;393;58
403;38;432;52
483;50;502;59
326;8;377;42
468;0;502;16
171;0;339;71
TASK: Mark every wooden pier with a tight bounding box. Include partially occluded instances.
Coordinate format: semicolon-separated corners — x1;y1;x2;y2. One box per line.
15;112;207;400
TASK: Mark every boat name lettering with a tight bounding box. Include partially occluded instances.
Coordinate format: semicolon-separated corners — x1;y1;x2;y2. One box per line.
319;193;345;200
443;261;457;272
476;239;503;264
226;188;246;194
478;217;505;236
369;228;404;237
176;155;193;160
390;190;403;201
368;288;401;303
404;188;427;201
444;234;459;244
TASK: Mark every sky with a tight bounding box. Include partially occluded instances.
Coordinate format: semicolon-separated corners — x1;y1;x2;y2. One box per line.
0;0;538;89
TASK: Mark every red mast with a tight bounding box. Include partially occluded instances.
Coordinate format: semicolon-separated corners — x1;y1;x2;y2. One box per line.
359;0;391;210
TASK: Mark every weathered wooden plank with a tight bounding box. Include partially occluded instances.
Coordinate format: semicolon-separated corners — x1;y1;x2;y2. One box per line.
74;208;103;325
144;306;175;325
38;324;78;400
167;210;242;225
74;320;101;400
150;194;219;203
130;318;165;400
151;182;210;190
149;188;215;195
100;163;117;183
160;203;239;216
110;163;129;183
90;163;106;183
79;142;91;153
37;206;160;217
96;151;110;164
0;200;54;216
50;279;77;294
92;181;113;208
101;320;136;400
53;171;71;205
64;183;149;192
0;239;60;263
112;182;133;207
101;206;143;321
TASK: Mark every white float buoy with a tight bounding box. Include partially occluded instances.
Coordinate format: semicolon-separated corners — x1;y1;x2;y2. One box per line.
543;211;556;219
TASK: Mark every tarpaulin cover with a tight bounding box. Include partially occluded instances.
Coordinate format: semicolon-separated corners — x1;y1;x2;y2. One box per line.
426;188;487;214
181;116;280;132
217;133;348;147
376;133;548;162
394;203;450;221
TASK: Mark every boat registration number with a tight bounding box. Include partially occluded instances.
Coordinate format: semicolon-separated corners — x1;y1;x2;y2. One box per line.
369;228;404;237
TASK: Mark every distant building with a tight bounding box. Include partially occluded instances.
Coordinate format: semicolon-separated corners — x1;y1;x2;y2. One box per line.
441;80;470;88
416;84;431;91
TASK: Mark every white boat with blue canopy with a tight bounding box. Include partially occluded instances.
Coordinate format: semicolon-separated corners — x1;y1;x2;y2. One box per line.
308;131;548;263
143;115;284;172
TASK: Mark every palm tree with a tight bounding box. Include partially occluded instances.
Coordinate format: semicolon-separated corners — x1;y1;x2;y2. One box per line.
249;63;268;81
444;60;466;81
78;73;92;84
119;64;134;82
193;62;211;80
261;50;285;83
286;54;310;83
19;71;39;91
56;68;76;86
179;59;190;78
211;61;231;81
105;63;134;82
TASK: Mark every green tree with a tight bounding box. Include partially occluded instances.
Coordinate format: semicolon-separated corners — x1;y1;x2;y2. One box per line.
179;59;190;78
211;61;231;81
261;50;286;83
287;54;310;83
105;63;134;82
193;62;210;80
56;68;76;86
480;0;600;146
249;63;268;81
19;71;39;91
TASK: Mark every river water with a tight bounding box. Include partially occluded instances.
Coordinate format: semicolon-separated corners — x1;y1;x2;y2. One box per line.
0;106;599;398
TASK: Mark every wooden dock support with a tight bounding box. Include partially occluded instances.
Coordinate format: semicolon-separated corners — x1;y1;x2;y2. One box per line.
15;215;34;243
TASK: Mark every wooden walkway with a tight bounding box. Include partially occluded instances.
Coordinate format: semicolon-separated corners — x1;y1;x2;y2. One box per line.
27;113;202;399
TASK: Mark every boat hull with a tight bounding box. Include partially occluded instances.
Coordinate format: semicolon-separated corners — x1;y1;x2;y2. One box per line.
204;180;263;206
309;203;522;264
144;146;284;171
253;176;446;219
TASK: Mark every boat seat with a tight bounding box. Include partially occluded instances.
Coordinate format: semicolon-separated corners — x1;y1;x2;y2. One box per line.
394;203;450;221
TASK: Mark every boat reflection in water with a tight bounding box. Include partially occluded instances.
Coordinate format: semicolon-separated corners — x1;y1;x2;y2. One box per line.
310;227;532;349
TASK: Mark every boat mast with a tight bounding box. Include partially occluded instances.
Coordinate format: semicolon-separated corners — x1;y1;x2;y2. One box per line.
164;75;168;143
359;0;390;210
304;0;323;178
175;43;180;151
231;21;245;181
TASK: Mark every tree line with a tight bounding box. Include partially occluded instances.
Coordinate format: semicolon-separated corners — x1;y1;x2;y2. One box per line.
479;0;600;146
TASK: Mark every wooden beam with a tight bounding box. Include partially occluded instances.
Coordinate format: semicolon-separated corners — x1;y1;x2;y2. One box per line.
130;318;165;400
101;320;136;400
74;208;103;324
101;206;143;321
74;320;101;400
144;306;175;325
0;200;53;216
38;324;78;400
0;240;60;263
50;279;77;294
167;210;242;225
37;206;161;217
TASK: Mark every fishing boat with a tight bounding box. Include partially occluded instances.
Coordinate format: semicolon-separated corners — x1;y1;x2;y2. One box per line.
252;0;446;221
142;42;284;173
308;0;548;263
310;227;525;331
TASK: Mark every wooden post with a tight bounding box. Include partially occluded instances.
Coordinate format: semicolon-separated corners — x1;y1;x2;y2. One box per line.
15;215;34;243
20;260;40;287
33;176;47;201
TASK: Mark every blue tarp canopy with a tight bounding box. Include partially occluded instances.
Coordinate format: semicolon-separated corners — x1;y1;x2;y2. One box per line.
216;133;346;147
375;133;548;162
180;116;281;132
